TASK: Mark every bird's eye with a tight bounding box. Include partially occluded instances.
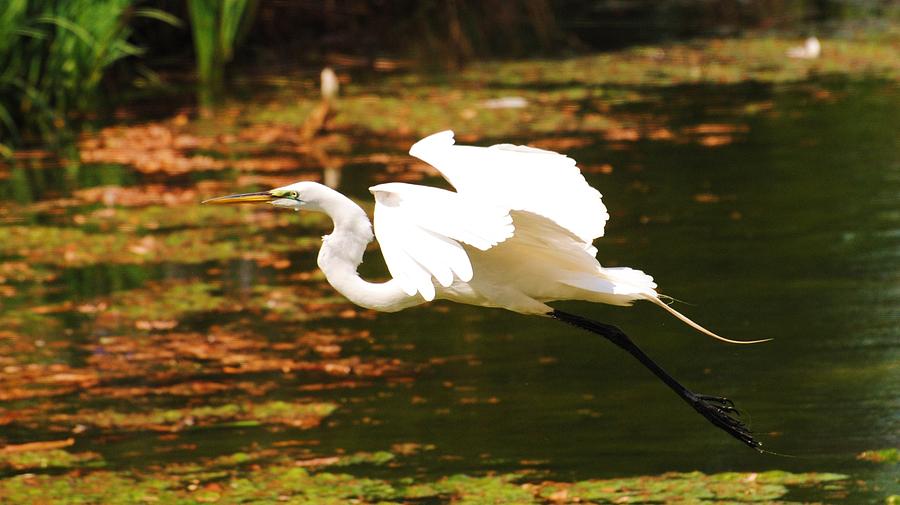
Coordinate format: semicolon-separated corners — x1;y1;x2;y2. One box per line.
289;191;299;199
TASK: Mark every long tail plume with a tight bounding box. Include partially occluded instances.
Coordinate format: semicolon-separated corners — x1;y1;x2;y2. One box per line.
644;294;771;345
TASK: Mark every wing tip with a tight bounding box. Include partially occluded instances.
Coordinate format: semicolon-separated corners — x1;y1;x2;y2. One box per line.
369;182;398;197
410;130;455;160
419;283;436;301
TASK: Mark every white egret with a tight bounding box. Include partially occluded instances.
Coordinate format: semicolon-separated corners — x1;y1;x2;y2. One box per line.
787;36;821;59
320;67;340;102
204;130;765;450
300;67;340;141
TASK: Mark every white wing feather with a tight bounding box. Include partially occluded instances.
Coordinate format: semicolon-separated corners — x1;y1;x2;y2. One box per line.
370;182;514;300
368;133;756;344
409;130;609;245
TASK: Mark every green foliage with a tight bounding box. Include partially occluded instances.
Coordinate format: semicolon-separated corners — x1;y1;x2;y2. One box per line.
536;470;849;503
0;449;102;471
187;0;258;110
0;0;178;149
64;401;337;430
408;474;537;504
0;466;849;504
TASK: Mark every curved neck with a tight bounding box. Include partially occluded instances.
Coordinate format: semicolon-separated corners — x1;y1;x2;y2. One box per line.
314;188;421;312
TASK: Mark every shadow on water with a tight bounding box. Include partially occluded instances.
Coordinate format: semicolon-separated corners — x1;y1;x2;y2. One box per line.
0;74;897;502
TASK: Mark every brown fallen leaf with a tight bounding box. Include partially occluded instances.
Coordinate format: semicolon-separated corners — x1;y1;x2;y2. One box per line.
682;123;748;135
699;135;733;147
603;127;641;141
529;137;593;151
648;127;674;140
294;456;340;467
1;438;75;453
693;193;722;203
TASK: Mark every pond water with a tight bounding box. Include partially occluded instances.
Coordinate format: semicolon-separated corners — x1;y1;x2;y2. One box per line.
0;72;897;503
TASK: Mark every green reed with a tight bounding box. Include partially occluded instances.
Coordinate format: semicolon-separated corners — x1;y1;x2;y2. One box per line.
187;0;257;112
0;0;178;151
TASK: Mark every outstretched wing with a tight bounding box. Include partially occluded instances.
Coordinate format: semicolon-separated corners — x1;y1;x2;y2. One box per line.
409;130;609;246
370;182;514;301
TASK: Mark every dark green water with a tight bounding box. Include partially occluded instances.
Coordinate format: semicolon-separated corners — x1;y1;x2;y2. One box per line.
1;76;897;501
311;78;900;481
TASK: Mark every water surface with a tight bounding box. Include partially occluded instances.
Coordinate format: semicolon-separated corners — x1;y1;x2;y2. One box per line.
0;73;897;502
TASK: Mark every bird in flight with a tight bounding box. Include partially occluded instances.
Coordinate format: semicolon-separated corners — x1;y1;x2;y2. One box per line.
204;130;765;450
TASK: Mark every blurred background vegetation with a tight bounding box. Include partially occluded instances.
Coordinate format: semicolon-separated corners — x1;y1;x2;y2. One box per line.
0;0;897;152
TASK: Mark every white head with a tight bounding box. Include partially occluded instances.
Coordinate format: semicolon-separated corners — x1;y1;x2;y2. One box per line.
203;181;339;212
202;181;369;236
806;37;821;57
267;181;335;211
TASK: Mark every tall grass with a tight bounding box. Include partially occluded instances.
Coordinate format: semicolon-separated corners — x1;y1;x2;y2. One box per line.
0;0;179;151
187;0;257;112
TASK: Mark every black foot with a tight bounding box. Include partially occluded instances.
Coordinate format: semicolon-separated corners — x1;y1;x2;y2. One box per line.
689;393;761;450
695;394;740;415
549;309;764;451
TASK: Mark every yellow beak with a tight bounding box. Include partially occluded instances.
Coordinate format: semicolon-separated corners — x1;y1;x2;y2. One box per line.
202;191;274;205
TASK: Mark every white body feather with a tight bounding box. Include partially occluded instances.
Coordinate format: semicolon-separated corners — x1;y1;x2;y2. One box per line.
371;130;656;315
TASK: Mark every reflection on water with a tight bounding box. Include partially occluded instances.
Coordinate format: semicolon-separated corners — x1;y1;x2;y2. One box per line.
0;76;897;501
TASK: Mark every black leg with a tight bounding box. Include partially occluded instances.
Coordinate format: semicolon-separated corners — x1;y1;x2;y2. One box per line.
549;309;762;451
